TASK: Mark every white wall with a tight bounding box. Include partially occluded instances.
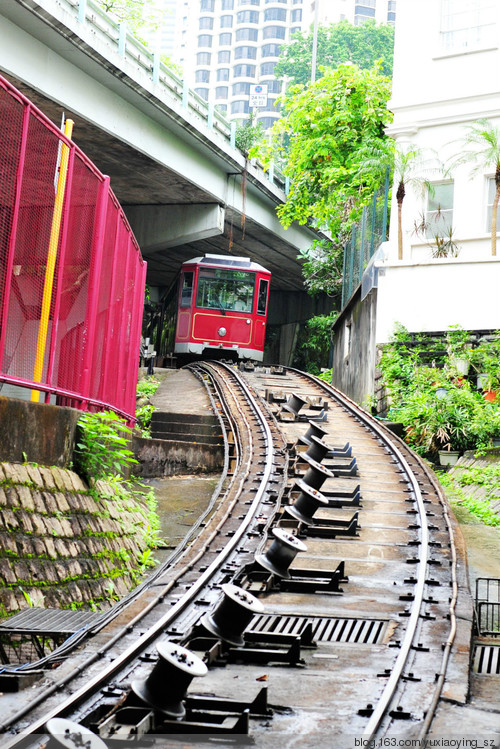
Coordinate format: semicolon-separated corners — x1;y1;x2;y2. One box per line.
377;0;500;342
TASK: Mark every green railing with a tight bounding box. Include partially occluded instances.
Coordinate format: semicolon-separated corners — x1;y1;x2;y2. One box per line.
341;169;390;308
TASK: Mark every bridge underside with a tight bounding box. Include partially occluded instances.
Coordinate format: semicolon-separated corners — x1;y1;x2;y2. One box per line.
4;74;310;298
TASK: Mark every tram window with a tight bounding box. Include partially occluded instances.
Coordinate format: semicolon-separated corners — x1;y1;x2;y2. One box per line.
257;278;269;315
196;268;255;312
180;272;194;307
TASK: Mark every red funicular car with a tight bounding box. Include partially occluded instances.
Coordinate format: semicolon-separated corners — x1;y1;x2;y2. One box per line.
174;254;271;362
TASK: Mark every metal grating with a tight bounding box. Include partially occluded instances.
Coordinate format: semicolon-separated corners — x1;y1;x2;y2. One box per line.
0;608;103;635
473;644;500;675
249;614;387;644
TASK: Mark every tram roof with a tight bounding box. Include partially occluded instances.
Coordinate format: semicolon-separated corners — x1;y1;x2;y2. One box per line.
182;254;270;274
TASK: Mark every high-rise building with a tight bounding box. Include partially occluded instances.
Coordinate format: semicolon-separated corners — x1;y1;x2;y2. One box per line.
187;0;306;130
304;0;396;27
153;0;395;128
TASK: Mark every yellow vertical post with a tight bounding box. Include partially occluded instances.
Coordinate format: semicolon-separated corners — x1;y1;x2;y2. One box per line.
31;119;74;402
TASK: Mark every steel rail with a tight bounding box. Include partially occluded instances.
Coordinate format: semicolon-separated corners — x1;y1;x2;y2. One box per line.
287;368;431;740
3;363;276;747
0;369;233;678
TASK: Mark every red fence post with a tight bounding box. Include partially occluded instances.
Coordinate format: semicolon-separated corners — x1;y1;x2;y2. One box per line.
79;175;110;409
0;103;30;369
125;251;147;422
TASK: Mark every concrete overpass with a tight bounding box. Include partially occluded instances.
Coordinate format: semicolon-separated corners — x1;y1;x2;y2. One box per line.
0;0;331;345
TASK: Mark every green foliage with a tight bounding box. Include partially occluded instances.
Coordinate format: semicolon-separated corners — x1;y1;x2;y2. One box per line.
265;63;393;234
136;376;160;437
440;468;500;527
379;324;500;460
95;0;182;75
136;376;160;398
235;116;265;155
293;313;336;374
470;335;500;392
252;63;392;297
75;411;138;481
298;239;345;297
275;20;395;87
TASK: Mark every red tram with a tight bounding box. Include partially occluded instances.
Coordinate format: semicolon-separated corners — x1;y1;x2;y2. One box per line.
174;254;271;362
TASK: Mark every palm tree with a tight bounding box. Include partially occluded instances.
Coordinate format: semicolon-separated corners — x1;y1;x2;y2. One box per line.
393;145;429;260
456;119;500;256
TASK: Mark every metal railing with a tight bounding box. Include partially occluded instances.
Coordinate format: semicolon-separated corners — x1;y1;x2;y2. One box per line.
0;73;146;423
32;0;287;193
341;170;390;308
476;578;500;636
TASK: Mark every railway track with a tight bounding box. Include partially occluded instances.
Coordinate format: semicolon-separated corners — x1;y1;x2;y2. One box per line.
0;363;471;748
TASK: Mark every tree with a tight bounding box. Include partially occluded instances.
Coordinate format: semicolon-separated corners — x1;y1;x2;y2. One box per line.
256;63;392;236
252;63;392;298
95;0;182;73
455;119;500;256
275;20;394;89
392;145;429;260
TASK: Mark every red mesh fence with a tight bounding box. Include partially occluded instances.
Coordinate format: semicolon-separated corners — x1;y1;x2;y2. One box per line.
0;75;146;423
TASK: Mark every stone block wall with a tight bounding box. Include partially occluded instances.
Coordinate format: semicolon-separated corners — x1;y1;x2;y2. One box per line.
0;462;153;617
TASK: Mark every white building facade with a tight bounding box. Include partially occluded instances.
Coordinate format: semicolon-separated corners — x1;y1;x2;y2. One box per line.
186;0;306;129
375;0;500;343
303;0;395;27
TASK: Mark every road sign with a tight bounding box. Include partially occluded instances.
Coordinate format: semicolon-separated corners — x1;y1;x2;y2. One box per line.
249;84;268;108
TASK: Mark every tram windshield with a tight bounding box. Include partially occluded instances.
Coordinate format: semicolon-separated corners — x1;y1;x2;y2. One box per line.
196;268;255;313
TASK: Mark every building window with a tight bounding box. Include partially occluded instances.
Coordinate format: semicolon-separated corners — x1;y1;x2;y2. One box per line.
236;27;259;41
215;86;229;99
266;79;282;93
231;100;250;114
195;88;209;101
239;0;260;5
219;32;232;45
198;34;213;47
264;8;287;21
217;68;230;81
220;15;233;27
235;45;258;59
260;61;277;75
197;52;212;65
291;9;302;22
221;0;234;7
237;10;259;23
200;0;214;9
195;70;210;83
426;182;454;238
440;0;496;52
218;50;231;63
258;116;279;129
232;81;251;95
234;64;256;77
261;43;281;57
263;25;286;39
199;17;214;29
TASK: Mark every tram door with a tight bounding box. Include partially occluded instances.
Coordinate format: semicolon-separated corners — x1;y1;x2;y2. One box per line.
176;270;194;341
254;277;269;348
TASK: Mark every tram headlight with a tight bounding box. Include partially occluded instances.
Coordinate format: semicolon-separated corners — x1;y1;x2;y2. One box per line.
218;327;227;337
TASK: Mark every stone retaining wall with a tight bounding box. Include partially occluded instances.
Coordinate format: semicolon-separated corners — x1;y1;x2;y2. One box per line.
0;462;153;617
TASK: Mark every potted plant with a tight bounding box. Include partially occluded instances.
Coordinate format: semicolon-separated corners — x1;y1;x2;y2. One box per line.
470;336;500;399
446;325;472;376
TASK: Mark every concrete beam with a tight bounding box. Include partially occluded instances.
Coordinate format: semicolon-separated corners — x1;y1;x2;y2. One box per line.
125;204;225;253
